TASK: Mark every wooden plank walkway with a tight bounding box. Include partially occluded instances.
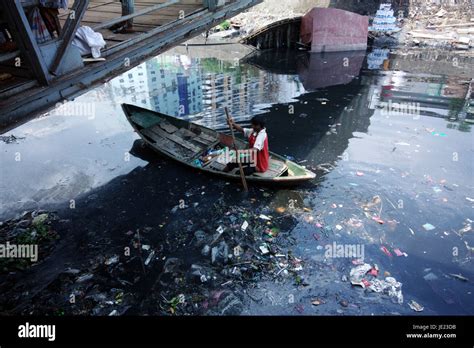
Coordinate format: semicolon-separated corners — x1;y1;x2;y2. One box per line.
0;0;262;133
59;1;205;51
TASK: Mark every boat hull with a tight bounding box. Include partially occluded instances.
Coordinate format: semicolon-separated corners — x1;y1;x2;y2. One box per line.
122;104;316;186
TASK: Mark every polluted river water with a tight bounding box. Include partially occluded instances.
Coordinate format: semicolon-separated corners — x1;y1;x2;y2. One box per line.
0;44;473;316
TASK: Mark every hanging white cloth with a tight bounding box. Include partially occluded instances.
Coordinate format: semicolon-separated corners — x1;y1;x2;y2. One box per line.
72;26;106;58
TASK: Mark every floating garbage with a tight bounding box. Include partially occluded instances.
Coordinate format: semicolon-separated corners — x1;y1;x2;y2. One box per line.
339;299;349;307
393;248;408;257
347;218;363;228
0;134;25;144
408;300;424;312
431;131;447;137
144;250;155;266
422;223;436;231
76;273;94;283
105;255;119;266
259;214;272;221
448;273;469;282
372;216;385;225
362;196;382;211
349;263;403;304
380;246;392;257
368;277;404;304
259;244;270;255
368;265;379;277
311;299;325;306
32;213;49;226
458;221;472;236
349;263;372;287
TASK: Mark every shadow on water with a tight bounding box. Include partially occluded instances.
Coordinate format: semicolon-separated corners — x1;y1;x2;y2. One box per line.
241;50;374;167
242;50;366;90
0;141;302;314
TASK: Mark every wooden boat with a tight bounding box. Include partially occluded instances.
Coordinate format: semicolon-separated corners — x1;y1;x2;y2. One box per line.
122;104;316;185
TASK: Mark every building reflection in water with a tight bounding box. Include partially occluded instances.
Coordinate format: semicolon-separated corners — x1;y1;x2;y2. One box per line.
107;46;471;142
108;53;308;129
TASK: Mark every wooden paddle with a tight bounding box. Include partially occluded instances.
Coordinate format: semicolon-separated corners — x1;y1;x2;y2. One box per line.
225;107;248;192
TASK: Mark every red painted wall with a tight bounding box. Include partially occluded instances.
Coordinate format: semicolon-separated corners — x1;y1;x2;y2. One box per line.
301;8;369;52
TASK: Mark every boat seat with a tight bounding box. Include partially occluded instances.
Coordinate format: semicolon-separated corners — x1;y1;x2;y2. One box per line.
176;127;198;139
141;128;194;160
148;124;203;154
175;127;217;147
159;120;179;134
253;158;288;178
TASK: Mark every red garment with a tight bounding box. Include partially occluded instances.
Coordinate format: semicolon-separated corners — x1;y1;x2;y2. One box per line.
248;130;269;173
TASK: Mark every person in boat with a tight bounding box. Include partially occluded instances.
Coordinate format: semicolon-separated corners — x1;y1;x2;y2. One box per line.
224;116;269;175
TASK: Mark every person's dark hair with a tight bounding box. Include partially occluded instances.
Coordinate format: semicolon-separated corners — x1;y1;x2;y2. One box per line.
250;116;265;128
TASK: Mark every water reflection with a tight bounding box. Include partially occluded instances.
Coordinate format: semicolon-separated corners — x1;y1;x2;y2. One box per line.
0;50;308;218
1;43;474;314
107;54;306;129
242;50;366;90
2;46;472;219
367;48;390;70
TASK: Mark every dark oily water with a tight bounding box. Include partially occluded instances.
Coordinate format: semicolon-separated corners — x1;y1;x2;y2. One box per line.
0;45;473;316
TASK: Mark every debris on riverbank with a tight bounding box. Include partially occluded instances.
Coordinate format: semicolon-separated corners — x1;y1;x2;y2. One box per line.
0;135;25;144
0;192;310;315
349;263;403;304
402;1;474;52
0;211;58;273
214;0;384;39
129;201;307;316
210;0;474;58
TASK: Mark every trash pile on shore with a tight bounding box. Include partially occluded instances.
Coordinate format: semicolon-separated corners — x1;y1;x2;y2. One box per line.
0;210;58;273
145;201;305;315
0;194;308;315
229;0;323;37
1;175;471;315
403;1;474;52
231;9;302;37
